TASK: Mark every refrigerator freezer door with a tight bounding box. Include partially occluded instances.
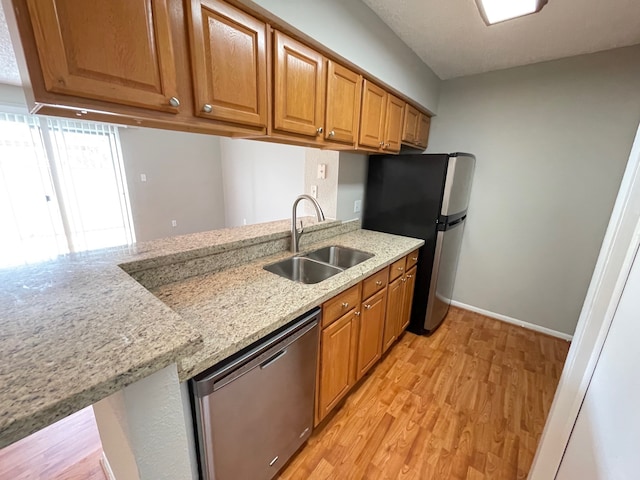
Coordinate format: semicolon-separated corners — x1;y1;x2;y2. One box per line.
441;154;475;216
425;219;466;332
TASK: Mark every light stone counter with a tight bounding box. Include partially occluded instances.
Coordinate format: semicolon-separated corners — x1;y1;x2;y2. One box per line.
153;229;424;381
0;218;421;449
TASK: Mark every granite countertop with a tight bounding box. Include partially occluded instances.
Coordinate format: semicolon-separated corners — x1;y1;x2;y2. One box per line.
0;218;422;449
153;229;424;380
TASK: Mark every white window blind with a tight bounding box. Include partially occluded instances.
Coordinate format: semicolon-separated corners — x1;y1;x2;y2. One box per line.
0;113;135;268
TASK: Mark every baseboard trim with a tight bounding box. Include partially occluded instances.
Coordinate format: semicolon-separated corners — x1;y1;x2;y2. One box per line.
100;452;116;480
450;300;573;341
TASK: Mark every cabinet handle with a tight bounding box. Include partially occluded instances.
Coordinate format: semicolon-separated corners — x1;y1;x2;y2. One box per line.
375;280;383;286
398;267;404;271
354;311;361;316
202;104;213;113
342;302;349;308
316;127;324;135
169;96;180;108
364;304;372;309
401;277;407;283
407;274;413;279
329;130;335;137
412;256;418;261
379;141;385;147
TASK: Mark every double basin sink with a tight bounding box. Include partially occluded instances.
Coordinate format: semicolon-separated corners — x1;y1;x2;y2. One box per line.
264;246;374;284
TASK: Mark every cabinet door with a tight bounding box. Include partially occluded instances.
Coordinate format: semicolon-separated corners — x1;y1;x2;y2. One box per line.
356;289;387;381
402;104;419;144
25;0;179;113
416;113;431;149
401;266;417;332
383;94;405;153
383;276;403;353
358;80;387;149
325;61;362;144
187;0;267;127
317;310;358;423
273;31;325;137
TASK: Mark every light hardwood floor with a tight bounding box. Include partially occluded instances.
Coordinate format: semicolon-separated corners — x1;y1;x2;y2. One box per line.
0;407;106;480
277;307;570;480
0;307;569;480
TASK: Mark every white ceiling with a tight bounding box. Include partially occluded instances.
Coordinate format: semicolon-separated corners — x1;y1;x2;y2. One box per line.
1;1;640;85
362;0;640;79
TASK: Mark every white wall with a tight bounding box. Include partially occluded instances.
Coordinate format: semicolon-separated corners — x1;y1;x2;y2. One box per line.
336;152;368;221
556;243;640;479
304;149;339;219
219;138;305;227
427;45;640;335
119;127;226;242
247;0;441;113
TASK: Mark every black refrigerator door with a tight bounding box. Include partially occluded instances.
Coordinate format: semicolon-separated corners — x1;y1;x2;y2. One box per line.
362;153;449;335
362;154;448;240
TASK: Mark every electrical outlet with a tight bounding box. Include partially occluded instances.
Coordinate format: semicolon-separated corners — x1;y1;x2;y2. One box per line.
354;200;362;213
311;185;318;198
140;173;147;182
317;164;326;179
171;220;177;227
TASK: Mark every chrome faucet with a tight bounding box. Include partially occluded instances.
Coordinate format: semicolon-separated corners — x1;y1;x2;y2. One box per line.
291;194;325;253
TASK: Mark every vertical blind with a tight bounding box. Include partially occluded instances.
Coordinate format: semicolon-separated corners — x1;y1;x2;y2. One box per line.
0;112;135;268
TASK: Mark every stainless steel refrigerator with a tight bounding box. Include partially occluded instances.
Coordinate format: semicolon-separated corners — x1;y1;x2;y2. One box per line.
362;153;475;333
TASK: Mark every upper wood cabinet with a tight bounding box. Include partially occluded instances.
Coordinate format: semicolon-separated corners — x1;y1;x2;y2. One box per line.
358;80;387;149
358;80;405;153
383;94;405;153
324;61;362;144
273;31;325;138
402;104;420;144
25;0;180;113
187;0;267;127
416;113;431;149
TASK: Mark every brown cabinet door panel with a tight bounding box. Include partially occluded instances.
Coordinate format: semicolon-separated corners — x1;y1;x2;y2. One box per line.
401;266;417;332
383;276;403;353
356;289;387;380
273;31;325;137
416;113;431;148
402;104;419;144
317;310;357;422
358;79;386;149
383;94;404;153
188;0;267;127
26;0;179;112
325;60;361;144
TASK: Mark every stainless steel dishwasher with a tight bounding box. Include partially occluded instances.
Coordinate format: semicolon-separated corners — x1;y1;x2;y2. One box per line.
192;308;320;480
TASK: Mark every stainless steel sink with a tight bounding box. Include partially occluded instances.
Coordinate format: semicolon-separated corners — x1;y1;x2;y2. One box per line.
264;246;374;284
302;246;374;269
263;257;343;284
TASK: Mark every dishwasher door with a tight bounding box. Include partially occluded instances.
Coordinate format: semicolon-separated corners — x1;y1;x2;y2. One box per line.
193;309;319;480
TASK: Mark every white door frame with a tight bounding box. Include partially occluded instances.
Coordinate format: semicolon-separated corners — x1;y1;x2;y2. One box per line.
528;123;640;479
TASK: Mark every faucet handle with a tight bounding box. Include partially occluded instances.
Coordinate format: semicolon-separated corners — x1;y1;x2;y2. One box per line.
297;220;304;234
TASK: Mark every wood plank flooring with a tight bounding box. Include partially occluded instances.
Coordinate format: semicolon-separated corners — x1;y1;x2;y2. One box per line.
0;407;106;480
277;307;570;480
0;307;569;480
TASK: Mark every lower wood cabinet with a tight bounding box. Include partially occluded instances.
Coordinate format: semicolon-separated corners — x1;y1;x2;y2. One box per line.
316;252;418;425
356;288;387;381
316;309;359;423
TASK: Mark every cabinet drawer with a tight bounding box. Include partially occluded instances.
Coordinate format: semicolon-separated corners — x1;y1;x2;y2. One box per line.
322;284;361;328
362;267;388;300
389;257;406;282
406;249;419;270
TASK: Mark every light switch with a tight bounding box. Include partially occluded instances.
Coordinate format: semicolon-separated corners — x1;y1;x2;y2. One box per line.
140;174;147;182
354;200;362;213
171;220;177;227
317;164;326;179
